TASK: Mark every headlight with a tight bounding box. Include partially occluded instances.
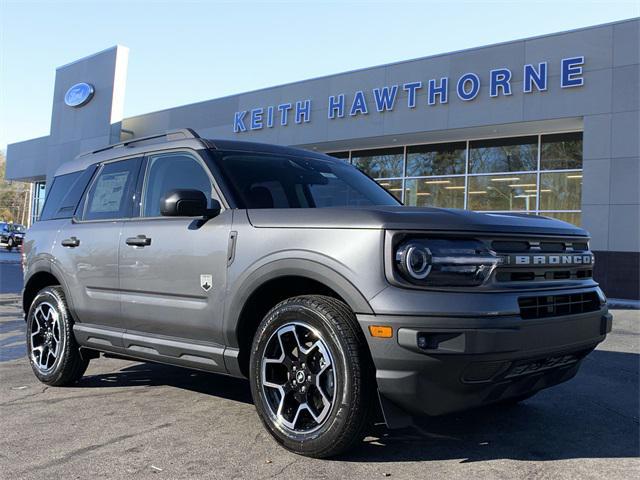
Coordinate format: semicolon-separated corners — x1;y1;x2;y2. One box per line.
395;238;499;287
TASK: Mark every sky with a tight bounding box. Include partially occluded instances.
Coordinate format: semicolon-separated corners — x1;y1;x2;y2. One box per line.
1;0;638;151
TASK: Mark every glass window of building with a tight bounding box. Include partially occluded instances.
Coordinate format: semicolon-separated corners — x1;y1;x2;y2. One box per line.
469;136;538;173
405;176;465;208
539;212;582;226
31;181;46;223
327;131;583;226
467;173;538;211
376;179;403;201
539;172;582;211
406;142;466;177
351;147;404;178
540;132;583;170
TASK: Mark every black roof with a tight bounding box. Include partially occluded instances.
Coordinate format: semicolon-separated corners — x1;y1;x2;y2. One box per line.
56;129;333;176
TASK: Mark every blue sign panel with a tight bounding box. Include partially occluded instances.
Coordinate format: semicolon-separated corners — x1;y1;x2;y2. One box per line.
64;82;95;108
233;56;585;133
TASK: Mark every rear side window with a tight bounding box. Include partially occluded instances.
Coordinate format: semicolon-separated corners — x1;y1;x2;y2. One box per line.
40;166;99;221
40;172;82;221
82;158;141;221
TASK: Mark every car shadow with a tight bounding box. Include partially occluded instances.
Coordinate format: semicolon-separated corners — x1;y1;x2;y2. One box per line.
77;361;254;405
76;349;638;463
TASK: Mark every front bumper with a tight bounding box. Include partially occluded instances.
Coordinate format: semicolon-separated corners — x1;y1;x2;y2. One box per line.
357;306;611;419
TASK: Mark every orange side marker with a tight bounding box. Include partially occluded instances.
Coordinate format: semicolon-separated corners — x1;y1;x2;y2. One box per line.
368;325;393;338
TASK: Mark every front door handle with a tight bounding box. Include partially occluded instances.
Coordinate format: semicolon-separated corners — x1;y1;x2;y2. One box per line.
125;235;152;247
61;237;80;248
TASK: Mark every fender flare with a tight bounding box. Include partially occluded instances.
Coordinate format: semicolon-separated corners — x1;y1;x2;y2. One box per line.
223;257;374;349
23;259;76;319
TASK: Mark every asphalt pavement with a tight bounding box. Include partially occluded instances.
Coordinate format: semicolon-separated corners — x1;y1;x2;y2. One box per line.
0;302;638;479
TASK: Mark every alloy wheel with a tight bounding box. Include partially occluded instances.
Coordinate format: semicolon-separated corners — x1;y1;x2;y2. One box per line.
30;302;62;374
260;322;336;434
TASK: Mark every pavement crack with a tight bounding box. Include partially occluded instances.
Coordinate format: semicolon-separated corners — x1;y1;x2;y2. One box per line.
21;423;172;473
266;458;299;479
2;385;48;405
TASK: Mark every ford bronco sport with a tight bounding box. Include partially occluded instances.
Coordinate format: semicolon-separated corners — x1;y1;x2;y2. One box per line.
23;129;611;458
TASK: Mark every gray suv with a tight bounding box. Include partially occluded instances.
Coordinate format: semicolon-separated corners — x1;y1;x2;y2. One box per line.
22;129;611;458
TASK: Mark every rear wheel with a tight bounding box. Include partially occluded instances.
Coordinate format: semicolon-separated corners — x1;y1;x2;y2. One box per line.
26;286;89;386
249;295;374;458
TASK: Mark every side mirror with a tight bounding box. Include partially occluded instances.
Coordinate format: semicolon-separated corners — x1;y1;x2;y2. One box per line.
160;189;221;218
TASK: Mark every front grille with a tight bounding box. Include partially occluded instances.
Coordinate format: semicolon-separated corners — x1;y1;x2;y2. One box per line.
490;236;594;284
491;239;589;253
518;292;600;319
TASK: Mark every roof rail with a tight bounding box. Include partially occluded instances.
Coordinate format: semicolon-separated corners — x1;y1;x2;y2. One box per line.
80;128;201;157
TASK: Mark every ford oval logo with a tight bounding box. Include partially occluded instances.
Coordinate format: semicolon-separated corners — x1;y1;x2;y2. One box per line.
64;82;95;108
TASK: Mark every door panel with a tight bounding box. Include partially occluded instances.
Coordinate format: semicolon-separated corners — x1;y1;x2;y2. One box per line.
52;156;142;347
118;150;231;364
119;212;232;345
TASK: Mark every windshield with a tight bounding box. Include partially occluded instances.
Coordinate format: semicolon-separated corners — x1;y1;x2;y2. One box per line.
10;224;25;233
212;151;400;209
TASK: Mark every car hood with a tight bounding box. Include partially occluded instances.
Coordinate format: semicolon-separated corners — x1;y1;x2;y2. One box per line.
246;206;588;237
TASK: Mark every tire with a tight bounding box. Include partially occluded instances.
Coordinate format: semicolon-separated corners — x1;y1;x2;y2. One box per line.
26;286;89;386
6;239;13;251
249;295;375;458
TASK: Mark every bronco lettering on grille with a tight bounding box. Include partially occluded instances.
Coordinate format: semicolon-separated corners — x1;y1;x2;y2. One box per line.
509;254;593;266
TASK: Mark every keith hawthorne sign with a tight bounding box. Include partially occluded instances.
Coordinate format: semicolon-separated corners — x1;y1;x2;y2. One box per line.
233;56;585;133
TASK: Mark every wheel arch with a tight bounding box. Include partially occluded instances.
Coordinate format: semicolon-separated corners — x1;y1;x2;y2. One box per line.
23;270;61;316
23;263;74;318
224;258;374;378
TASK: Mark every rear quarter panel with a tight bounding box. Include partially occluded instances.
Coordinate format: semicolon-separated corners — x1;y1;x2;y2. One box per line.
22;220;68;307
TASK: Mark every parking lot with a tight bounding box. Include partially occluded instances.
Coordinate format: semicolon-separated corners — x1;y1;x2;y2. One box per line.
0;250;22;293
0;299;638;479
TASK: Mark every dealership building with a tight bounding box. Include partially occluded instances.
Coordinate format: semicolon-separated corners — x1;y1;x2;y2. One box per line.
5;18;639;299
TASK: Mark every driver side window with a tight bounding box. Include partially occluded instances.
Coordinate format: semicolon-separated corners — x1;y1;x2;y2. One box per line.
142;152;215;217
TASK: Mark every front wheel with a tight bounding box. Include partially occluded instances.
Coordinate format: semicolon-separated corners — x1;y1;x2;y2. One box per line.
26;286;89;386
250;295;375;458
6;238;13;251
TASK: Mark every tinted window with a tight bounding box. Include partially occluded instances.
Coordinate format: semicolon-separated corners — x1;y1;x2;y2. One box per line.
40;172;82;221
469;136;538;173
351;147;404;178
142;153;215;217
214;152;399;208
541;132;582;170
406;142;466;176
82;159;140;221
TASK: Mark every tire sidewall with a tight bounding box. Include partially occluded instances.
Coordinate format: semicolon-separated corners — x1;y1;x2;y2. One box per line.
26;287;71;384
250;300;361;453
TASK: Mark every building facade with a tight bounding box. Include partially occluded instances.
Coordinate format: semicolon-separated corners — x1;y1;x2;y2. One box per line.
5;19;639;299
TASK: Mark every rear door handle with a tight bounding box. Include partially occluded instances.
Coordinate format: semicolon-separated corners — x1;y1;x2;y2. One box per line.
125;235;152;247
61;237;80;248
